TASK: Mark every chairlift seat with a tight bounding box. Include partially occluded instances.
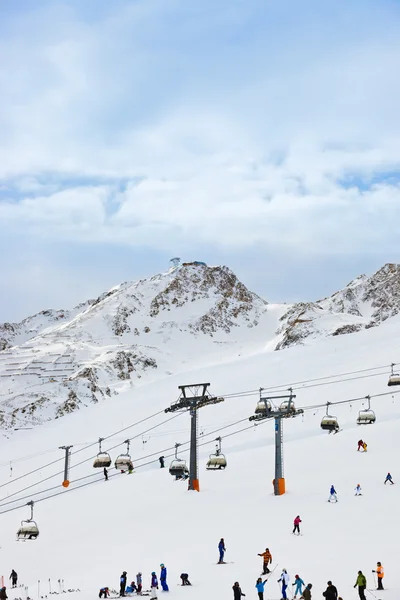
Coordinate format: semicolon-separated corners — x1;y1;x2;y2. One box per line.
255;401;271;414
93;453;112;468
115;455;134;471
169;460;188;477
357;410;376;425
280;400;296;415
206;454;227;470
321;416;339;431
388;374;400;386
17;521;39;541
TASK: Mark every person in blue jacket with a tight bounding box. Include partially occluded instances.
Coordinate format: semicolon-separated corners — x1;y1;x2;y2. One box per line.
160;564;169;592
292;575;305;598
255;577;268;600
328;485;338;502
218;538;226;563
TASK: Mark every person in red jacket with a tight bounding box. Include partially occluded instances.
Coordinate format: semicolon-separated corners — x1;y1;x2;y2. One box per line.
293;515;302;535
357;440;364;451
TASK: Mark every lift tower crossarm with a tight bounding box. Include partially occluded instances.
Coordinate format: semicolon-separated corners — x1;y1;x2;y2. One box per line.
165;383;224;491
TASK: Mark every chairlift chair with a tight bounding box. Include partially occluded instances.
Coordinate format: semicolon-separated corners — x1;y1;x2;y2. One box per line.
280;400;296;415
114;439;134;472
388;363;400;386
206;437;227;470
321;403;340;432
17;501;39;541
357;396;376;425
255;399;272;415
169;442;189;478
93;437;112;468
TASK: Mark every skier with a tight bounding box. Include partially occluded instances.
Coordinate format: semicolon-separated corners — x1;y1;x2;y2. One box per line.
180;574;191;586
384;472;394;484
292;575;305;598
159;456;165;468
232;581;245;599
160;564;168;592
136;573;143;594
357;439;364;451
354;570;366;600
293;516;302;535
363;442;367;452
104;467;108;481
355;484;362;496
125;583;136;594
257;548;272;574
119;571;127;597
0;588;8;600
278;569;290;600
98;587;110;598
328;485;338;502
150;573;158;599
372;562;384;590
9;571;17;588
255;578;267;600
218;538;226;563
300;583;312;600
322;581;338;600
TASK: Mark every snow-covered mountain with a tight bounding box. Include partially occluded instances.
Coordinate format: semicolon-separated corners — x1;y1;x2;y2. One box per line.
1;261;399;427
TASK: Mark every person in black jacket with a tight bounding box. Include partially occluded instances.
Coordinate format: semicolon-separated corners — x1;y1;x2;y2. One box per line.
119;572;127;597
323;581;338;600
9;571;17;588
232;581;245;600
0;588;7;600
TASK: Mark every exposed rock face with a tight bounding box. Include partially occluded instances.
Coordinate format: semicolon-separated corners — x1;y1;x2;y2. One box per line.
275;263;400;349
0;264;268;428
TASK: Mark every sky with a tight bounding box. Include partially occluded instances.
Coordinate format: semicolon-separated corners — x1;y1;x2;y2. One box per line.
1;0;400;321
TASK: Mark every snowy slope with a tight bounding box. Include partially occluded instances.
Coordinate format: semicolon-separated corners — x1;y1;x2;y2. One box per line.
0;314;398;600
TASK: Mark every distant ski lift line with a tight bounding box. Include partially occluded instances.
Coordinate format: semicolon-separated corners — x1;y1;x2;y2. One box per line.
0;360;398;491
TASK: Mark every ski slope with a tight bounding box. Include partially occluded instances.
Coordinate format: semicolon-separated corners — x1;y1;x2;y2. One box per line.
0;315;399;600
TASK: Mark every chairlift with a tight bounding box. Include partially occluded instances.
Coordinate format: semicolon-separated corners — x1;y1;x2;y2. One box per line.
206;437;227;470
357;396;376;425
17;501;39;541
93;437;112;468
255;399;272;415
114;439;134;472
320;403;340;433
280;399;296;415
169;443;189;478
388;363;400;386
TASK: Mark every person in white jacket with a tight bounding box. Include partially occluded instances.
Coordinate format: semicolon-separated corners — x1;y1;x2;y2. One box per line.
278;569;290;600
355;484;362;496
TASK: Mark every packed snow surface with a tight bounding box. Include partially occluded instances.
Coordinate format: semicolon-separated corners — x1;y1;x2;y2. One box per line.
0;307;399;600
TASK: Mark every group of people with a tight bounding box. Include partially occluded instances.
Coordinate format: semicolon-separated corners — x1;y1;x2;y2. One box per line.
100;565;191;599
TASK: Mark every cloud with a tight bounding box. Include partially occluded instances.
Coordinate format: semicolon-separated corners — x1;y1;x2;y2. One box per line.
1;0;400;319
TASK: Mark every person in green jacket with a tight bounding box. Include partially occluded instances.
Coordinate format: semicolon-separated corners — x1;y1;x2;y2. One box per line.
354;571;366;600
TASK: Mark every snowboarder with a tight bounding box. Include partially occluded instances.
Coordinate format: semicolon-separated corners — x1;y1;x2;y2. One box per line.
322;581;338;600
278;569;290;600
159;456;165;468
125;583;136;594
119;571;127;597
150;573;158;599
255;578;267;600
180;574;191;586
384;472;394;484
357;439;364;451
328;485;338;502
218;538;226;563
232;581;245;599
160;564;168;591
293;516;302;535
9;571;17;588
301;583;312;600
355;484;362;496
104;467;108;481
372;562;384;590
257;548;272;574
0;588;8;600
292;575;305;598
136;573;142;594
98;587;110;598
354;570;366;600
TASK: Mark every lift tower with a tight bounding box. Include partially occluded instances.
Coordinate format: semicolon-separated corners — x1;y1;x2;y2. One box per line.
165;383;224;491
249;388;302;495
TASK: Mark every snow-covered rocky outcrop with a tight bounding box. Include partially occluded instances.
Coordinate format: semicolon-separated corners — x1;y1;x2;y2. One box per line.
275;263;400;350
0;264;271;428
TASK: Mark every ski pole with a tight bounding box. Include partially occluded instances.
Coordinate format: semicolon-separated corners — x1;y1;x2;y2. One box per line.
372;571;377;589
366;589;378;599
38;580;40;599
49;579;52;594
